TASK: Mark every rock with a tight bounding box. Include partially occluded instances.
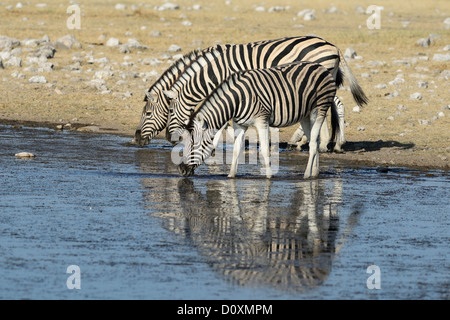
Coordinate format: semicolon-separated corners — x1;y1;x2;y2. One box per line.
29;75;47;83
444;17;450;29
86;79;107;90
156;3;179;11
344;47;358;60
106;37;120;47
182;20;193;27
386;116;395;121
77;126;100;132
374;84;387;89
15;152;35;158
127;38;147;49
353;106;361;113
93;69;114;80
0;36;20;49
432;53;450;62
268;6;288;13
54;35;81;50
255;6;265;12
168;44;181;52
297;9;315;20
418;119;430;125
115;3;126;10
355;6;365;14
417;81;428;88
4;56;22;67
410;92;422;100
416;37;431;47
149;30;162;37
118;44;130;53
326;6;339;14
357;126;365;131
34;45;56;59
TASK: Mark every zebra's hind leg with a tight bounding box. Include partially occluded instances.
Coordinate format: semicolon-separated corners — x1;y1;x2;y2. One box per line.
303;111;326;179
255;120;272;178
318;115;330;153
228;123;246;178
333;96;346;153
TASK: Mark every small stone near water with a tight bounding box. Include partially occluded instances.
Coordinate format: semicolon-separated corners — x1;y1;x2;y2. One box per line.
15;152;35;158
77;125;100;132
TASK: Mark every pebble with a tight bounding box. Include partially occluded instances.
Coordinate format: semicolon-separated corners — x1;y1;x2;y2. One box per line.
352;106;360;113
168;44;181;52
54;35;81;50
106;37;120;47
29;75;47;83
432;53;450;62
410;92;423;100
15;152;35;158
418;119;430;125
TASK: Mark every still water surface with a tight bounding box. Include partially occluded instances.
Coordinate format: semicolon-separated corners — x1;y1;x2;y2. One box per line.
0;125;448;299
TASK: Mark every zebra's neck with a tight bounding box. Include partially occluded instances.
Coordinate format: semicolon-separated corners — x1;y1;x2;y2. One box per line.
147;50;203;102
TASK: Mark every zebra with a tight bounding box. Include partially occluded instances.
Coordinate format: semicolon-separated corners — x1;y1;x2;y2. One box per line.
177;61;338;179
135;36;368;151
134;50;207;146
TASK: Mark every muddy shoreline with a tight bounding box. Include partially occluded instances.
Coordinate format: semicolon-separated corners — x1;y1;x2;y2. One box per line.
2;118;447;172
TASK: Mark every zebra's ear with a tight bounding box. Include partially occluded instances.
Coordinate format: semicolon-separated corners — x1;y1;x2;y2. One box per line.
163;90;177;100
145;91;157;102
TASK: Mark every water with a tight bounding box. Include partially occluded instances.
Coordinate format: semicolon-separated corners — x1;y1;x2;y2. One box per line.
0;125;448;300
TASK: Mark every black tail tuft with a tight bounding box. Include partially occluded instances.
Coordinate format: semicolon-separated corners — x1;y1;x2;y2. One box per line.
335;68;344;88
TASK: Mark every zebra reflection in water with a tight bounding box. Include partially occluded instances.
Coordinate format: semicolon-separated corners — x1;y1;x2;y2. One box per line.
138;163;345;292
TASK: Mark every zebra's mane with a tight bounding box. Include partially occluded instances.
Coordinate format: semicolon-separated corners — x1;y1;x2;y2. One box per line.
171;47;224;92
144;49;204;101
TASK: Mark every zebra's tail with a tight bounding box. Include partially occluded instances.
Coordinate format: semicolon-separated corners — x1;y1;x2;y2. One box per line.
338;49;369;107
330;97;341;144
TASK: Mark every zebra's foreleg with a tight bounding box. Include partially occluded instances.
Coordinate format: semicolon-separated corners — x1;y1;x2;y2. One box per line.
255;120;272;179
228;123;246;178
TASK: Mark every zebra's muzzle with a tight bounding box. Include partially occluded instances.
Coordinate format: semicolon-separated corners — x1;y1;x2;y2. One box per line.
177;163;195;177
134;130;150;147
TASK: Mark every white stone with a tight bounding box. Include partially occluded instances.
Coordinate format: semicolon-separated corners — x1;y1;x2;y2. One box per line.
106;37;120;47
115;3;126;10
168;44;181;52
432;53;450;62
352;106;361;113
410;92;423;100
29;75;47;83
15;152;35;158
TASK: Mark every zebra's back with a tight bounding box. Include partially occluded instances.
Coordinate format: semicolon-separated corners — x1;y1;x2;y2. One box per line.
230;61;337;128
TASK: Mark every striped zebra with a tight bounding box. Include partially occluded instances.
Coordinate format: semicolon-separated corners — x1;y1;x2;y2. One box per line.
135;36;368;151
177;61;338;179
289;96;345;149
134;50;207;146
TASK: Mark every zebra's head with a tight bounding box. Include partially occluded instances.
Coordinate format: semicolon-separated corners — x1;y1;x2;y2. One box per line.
164;89;191;145
134;90;169;147
177;114;216;177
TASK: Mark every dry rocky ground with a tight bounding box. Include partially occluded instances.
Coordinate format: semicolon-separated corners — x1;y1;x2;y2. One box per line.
0;0;448;170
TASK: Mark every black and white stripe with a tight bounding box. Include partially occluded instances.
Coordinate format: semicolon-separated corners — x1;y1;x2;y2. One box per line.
134;50;205;146
178;61;338;179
